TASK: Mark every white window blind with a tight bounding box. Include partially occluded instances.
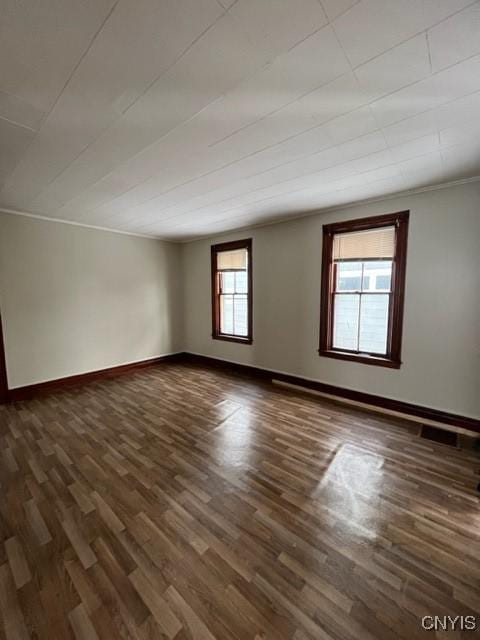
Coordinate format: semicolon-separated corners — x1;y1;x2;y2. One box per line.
333;227;395;261
217;248;248;271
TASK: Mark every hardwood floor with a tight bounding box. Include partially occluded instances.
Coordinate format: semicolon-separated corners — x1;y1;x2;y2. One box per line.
1;361;479;639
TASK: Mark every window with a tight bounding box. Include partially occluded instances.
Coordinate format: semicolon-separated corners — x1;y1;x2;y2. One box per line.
319;211;409;368
211;239;252;344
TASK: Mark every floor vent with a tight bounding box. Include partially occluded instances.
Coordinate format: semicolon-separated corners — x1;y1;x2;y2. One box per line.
421;425;458;447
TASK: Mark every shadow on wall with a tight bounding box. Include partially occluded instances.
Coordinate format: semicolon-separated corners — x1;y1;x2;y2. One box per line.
159;242;183;353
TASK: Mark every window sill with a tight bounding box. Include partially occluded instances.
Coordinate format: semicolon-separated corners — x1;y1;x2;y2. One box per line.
212;334;252;345
318;349;401;369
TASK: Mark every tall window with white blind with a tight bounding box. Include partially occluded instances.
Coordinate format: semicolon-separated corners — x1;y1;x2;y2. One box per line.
211;239;252;344
320;212;409;368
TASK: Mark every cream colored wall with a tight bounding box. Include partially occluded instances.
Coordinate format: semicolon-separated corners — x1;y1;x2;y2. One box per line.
2;182;479;416
0;212;183;388
182;181;480;419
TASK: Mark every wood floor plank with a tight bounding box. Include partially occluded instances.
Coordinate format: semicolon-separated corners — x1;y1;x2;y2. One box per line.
24;498;52;546
164;585;216;640
68;482;96;515
62;517;97;570
129;568;182;638
65;558;102;615
69;603;100;640
0;563;30;640
4;537;31;589
90;491;126;534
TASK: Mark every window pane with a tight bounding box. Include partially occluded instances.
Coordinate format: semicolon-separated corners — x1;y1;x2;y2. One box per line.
220;295;234;334
221;272;235;293
333;294;359;351
235;271;248;293
362;261;392;291
375;275;391;290
336;262;362;291
359;294;389;354
233;295;248;336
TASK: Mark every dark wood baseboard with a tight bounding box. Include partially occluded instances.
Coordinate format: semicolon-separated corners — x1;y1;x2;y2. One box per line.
8;353;184;402
6;350;479;433
181;353;480;433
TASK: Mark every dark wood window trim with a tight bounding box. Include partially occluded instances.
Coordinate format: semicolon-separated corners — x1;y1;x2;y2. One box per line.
0;310;8;404
319;211;409;368
211;238;253;344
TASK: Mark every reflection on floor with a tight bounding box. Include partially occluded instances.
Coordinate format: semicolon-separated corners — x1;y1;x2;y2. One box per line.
1;361;479;639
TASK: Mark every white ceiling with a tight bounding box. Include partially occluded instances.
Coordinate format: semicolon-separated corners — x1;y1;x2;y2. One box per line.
1;0;480;241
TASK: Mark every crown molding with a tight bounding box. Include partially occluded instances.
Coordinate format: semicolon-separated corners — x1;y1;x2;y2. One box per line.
1;174;479;244
181;175;480;243
0;207;163;241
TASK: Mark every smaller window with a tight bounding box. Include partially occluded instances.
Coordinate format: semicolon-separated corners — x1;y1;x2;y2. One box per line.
319;211;409;368
211;239;252;344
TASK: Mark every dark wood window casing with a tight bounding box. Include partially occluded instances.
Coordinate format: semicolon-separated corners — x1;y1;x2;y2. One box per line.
319;211;409;368
211;238;252;344
0;311;8;403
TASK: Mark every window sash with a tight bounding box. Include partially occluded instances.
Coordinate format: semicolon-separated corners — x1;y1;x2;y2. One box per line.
219;292;248;337
331;259;393;355
331;291;392;356
332;259;394;356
